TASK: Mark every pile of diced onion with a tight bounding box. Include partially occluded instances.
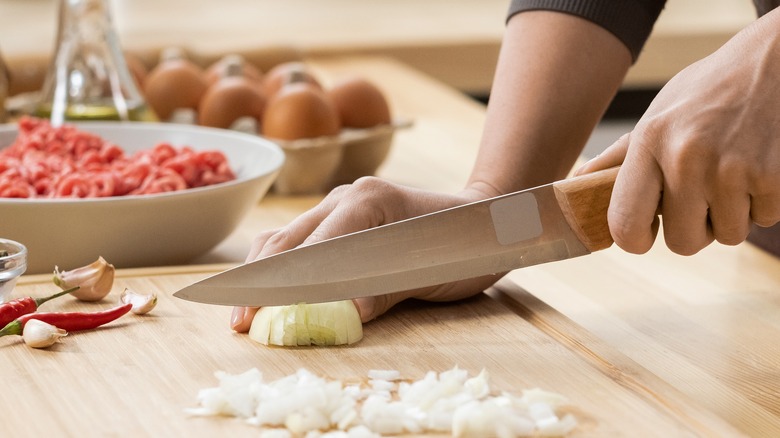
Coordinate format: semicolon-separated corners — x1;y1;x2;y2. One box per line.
186;366;577;437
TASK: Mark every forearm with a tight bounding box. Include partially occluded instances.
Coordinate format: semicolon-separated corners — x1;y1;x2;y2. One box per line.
465;11;631;198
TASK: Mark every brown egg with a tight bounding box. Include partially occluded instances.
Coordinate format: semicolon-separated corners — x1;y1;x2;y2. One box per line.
263;62;321;98
204;54;263;86
327;76;391;128
198;75;267;129
262;82;341;140
123;52;148;88
143;48;209;120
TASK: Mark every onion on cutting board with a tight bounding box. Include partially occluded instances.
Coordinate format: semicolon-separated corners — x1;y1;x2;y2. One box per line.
248;300;363;346
186;366;578;437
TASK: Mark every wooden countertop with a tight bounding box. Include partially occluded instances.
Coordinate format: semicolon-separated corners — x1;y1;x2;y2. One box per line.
2;56;780;436
0;0;757;95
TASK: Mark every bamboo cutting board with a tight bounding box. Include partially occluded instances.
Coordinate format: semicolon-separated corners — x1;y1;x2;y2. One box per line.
0;265;743;437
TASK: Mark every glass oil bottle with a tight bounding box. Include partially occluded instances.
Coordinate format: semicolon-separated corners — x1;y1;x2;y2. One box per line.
35;0;157;124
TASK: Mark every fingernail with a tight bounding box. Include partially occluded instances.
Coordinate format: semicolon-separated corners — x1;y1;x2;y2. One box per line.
230;307;245;330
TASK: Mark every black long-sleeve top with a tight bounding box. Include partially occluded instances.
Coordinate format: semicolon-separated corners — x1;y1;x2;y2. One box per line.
507;0;779;61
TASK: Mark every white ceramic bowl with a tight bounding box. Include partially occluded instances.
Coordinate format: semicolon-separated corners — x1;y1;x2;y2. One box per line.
0;122;284;274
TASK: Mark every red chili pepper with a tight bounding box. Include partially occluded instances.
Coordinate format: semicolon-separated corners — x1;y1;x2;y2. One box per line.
0;302;132;337
0;287;79;328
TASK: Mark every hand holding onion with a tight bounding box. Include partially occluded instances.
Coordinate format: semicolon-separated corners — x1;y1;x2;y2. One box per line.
230;180;505;334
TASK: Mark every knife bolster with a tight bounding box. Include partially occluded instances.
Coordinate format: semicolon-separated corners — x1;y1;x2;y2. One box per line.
552;167;618;252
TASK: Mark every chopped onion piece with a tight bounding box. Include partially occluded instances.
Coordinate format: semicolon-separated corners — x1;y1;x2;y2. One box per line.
368;379;396;392
249;301;363;347
187;366;577;437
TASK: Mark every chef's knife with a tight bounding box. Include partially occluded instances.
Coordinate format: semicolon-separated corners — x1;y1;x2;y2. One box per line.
174;166;619;307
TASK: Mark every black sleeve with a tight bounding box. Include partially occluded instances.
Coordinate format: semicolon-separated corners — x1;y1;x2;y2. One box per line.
754;0;780;15
507;0;667;62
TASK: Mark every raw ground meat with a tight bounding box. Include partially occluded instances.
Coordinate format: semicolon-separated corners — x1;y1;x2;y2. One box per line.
0;117;236;198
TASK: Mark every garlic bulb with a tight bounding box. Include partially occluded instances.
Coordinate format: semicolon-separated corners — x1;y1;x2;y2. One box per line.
23;319;67;348
53;256;115;301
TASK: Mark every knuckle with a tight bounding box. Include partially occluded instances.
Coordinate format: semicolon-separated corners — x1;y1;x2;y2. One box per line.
263;227;295;249
349;176;404;208
669;136;709;170
321;182;355;202
350;176;395;196
716;157;748;181
305;227;331;245
250;229;277;248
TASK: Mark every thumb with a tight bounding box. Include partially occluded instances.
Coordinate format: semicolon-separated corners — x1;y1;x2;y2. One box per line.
353;290;419;323
352;275;500;323
575;132;630;176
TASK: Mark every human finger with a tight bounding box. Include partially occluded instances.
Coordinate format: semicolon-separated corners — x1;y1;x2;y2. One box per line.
233;206;341;333
297;177;457;247
234;187;357;333
233;233;281;333
607;146;663;254
354;274;501;322
575;133;629;176
300;178;399;246
245;228;281;262
750;194;780;228
708;176;751;246
657;169;713;255
231;306;259;332
256;185;354;258
232;209;342;334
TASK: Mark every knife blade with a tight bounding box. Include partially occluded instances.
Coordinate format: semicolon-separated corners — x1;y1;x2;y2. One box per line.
174;166;619;307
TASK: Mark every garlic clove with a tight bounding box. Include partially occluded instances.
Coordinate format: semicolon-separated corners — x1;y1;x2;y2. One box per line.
53;256;115;302
23;319;67;349
119;288;157;315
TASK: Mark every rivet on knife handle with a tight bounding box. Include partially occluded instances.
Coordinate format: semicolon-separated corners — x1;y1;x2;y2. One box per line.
553;166;619;252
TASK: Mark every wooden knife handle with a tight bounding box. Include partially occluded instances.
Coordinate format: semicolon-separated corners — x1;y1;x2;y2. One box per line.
552;166;619;252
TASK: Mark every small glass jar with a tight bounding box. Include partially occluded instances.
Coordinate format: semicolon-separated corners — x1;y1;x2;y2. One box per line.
0;239;28;303
35;0;157;123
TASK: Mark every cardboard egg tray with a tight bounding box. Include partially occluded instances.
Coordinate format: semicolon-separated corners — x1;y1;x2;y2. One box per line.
269;118;412;195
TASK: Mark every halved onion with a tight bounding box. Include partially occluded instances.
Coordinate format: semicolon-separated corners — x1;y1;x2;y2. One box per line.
249;300;363;347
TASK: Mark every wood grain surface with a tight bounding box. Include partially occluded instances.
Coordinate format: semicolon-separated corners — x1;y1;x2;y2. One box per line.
553;167;618;252
507;240;780;437
0;268;744;437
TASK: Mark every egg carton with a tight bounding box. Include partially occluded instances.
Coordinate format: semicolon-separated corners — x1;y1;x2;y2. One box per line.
269;118;412;195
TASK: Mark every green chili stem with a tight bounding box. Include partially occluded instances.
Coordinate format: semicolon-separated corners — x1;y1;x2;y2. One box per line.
34;286;79;307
